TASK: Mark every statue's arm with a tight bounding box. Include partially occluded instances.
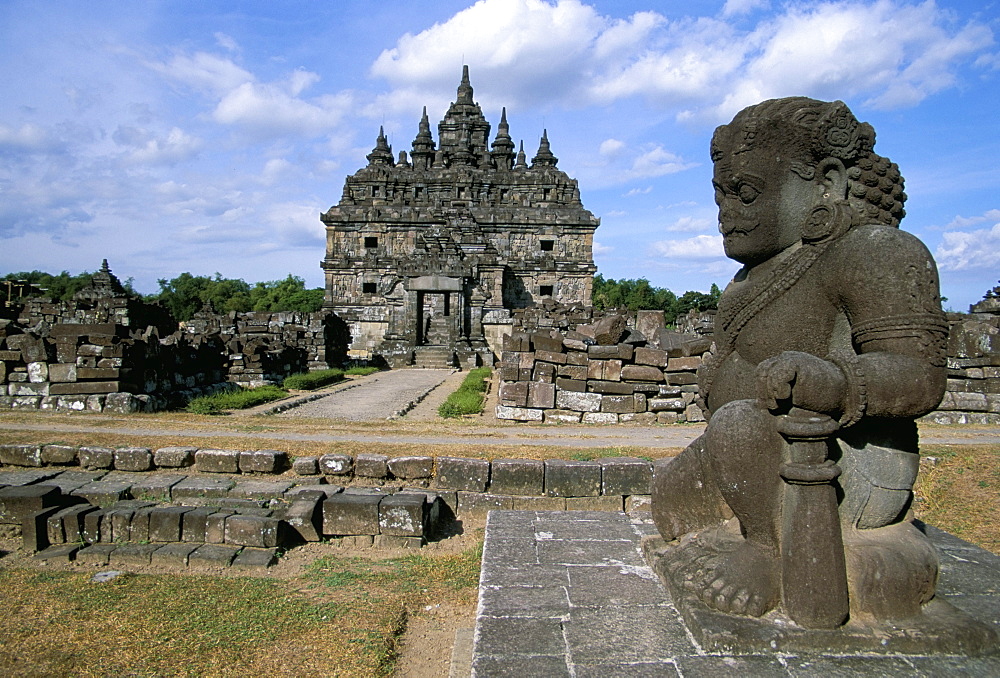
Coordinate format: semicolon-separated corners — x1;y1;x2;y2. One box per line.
834;225;948;422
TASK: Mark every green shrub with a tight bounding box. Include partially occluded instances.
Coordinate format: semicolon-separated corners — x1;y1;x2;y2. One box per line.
438;367;492;418
283;368;345;390
186;385;289;415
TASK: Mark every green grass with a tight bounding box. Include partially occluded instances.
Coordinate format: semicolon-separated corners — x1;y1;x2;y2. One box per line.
283;367;345;390
345;366;380;376
438;366;492;418
186;385;289;415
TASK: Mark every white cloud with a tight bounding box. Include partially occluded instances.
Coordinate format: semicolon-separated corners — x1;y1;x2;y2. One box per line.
627;145;697;179
152;51;254;95
123;127;203;165
599;138;625;156
0;123;62;153
593;241;613;255
653;234;725;258
722;0;770;18
603;210;628;218
625;186;651;197
665;216;714;232
935;212;1000;271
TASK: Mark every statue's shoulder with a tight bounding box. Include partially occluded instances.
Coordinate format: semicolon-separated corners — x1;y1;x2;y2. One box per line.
827;223;936;273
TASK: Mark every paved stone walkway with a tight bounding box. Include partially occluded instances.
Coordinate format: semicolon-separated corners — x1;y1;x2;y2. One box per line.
471;511;1000;676
275;369;453;421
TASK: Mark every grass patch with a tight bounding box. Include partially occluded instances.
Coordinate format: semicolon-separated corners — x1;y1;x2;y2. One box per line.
186;385;288;415
345;366;380;377
438;367;492;419
567;447;654;462
914;444;1000;554
283;368;346;390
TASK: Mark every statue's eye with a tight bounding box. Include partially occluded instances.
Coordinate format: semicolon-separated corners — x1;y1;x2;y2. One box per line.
738;183;760;204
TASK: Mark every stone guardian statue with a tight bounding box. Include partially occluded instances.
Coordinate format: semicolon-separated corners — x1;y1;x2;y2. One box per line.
645;97;996;651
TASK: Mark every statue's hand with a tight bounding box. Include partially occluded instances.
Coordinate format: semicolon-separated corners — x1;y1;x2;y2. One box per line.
756;351;847;415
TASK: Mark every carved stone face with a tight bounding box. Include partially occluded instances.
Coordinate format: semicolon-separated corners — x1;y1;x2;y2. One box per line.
712;131;818;267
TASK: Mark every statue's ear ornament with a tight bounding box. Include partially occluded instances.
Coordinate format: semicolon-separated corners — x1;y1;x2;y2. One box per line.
801;198;858;244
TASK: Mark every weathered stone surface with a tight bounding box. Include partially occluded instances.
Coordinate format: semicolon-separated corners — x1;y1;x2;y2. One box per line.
587;380;633;394
148;507;193;542
545;460;601;497
434;457;490;492
225;514;280;547
113;447;153;472
78;446;114;469
456;492;514;521
71;481;131;507
543;408;582;423
322;493;382;536
379;493;426;537
512;496;566;511
292;456;319;475
41;445;78;465
599;457;653;496
108;543;160;566
592;315;627;345
0;444;43;467
496;405;544;421
33;544;80;562
171;476;234;499
153;446;196;468
388;455;433;479
195;449;240;473
188;543;242;567
489;458;544;496
648;397;685;412
527;382;556;409
230;479;295;500
231;547;278;569
76;543;117;565
582;412;618;424
355;453;389;478
565;495;623;511
181;507;218;543
22;506;63;551
151;542;199;567
600;395;634;413
130;474;184;502
319;453;354;475
205;510;236;544
239;449;286;474
555;390;602;413
283;498;322;542
621;365;666;382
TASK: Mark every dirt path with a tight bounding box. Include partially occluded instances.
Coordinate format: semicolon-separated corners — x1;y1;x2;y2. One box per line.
275;369;453;420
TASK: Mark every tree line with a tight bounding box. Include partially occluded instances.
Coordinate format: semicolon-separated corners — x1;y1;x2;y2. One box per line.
4;269;720;325
592;274;721;325
1;270;325;321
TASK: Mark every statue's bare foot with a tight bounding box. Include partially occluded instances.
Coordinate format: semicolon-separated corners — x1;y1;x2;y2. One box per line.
686;539;779;617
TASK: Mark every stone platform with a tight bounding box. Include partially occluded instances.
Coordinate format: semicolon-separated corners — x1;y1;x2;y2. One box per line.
471;511;1000;676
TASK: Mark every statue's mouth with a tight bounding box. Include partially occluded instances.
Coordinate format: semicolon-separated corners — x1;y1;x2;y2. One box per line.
720;221;759;237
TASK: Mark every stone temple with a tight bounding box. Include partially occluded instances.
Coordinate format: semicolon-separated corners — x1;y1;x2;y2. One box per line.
320;66;599;368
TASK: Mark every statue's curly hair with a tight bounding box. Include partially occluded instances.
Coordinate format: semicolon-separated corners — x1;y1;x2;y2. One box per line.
713;97;906;227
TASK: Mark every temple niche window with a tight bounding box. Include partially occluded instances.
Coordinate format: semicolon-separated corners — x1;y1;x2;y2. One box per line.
539;285;554;297
540;239;554;252
364;236;378;249
362;282;377;294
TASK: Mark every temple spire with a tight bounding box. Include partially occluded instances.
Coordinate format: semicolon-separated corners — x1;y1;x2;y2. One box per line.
366;126;394;166
490;107;516;169
457;64;474;105
531;129;558;168
514;140;528;170
411;106;436;169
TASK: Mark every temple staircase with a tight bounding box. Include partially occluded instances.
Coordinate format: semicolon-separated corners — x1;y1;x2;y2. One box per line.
414;345;455;369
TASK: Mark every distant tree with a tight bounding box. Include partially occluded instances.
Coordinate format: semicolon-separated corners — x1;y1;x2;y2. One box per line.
592;274;719;325
1;269;138;303
248;275;324;312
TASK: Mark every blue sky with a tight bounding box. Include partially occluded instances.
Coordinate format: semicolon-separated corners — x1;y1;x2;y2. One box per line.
1;0;997;310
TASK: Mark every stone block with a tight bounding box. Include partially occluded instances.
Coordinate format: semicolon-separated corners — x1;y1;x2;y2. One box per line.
71;481;131;507
225;514;280;547
499;381;529;407
684;404;706;422
601;395;635;413
33;544;80;563
512;496;567;511
231;547;278;569
55;395;88;411
284;498;322;542
666;372;698;386
649;397;685;412
151;542;199;567
148;507;193;542
555;390;602;412
456;492;514;522
130;474;185;502
205;511;236;544
230;479;295;500
619;412;657;424
566;495;623;511
23;506;63;551
534;349;567;365
434;457;490;492
527;382;556;409
667;356;702;371
0;444;42;467
656;411;682;425
78;446;114;470
319;453;353;475
0;469;59;486
108;509;136;543
379;493;427;537
171;476;234;500
558;365;588;381
129;507;154;542
495;405;544;421
49;381;118;395
76;543;117;565
47;363;78;383
153;446;196;468
489;458;544;496
388;456;434;479
543;409;582;423
322;493;382;536
188;544;242;567
545;460;601;497
599;457;653;496
583;412;619;424
240;449;286;474
195;449;240;473
109;543;159;566
103;392;140;413
292;456;319;475
565;351;589;366
181;507;218;543
355;453;389;478
621;365;666;382
9;382;49;396
82;509;106;544
0;484;63;525
592;315;627;345
588;380;633;394
114;447;153;472
41;445;78;465
625;495;652;513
